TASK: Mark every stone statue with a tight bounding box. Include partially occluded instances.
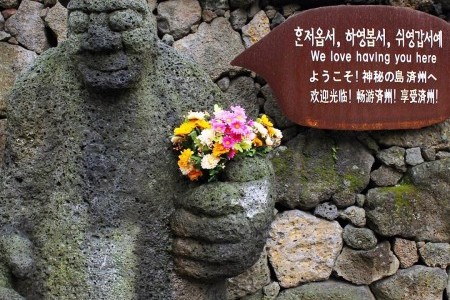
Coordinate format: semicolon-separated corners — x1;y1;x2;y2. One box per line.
0;0;274;299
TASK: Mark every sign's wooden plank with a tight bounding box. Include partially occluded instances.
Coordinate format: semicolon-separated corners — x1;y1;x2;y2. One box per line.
231;6;450;130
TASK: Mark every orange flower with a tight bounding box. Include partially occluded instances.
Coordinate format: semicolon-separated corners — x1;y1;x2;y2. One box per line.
252;137;263;147
212;143;229;157
188;169;203;181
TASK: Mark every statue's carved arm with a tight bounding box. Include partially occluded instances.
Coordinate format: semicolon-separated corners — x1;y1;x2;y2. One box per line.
171;157;275;282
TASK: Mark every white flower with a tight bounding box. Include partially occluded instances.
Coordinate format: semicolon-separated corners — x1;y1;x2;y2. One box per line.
179;165;193;175
197;128;216;146
201;154;220;169
246;132;256;142
253;122;268;138
273;128;283;139
187;111;208;120
213;104;223;113
265;137;274;146
171;136;182;144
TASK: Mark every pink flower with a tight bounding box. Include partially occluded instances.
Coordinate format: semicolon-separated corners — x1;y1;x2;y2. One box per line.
230;120;248;135
222;136;236;149
227;149;236;159
211;119;226;133
231;106;246;120
214;110;233;124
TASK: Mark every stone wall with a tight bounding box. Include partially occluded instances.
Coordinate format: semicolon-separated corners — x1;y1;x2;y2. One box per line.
0;0;449;299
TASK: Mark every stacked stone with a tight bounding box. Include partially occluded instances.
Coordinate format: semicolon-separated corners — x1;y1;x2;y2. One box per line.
0;0;68;163
0;0;449;299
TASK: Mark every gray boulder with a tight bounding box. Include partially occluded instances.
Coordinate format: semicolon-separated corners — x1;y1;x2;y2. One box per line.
339;206;366;227
314;202;338;220
370;265;448;300
157;0;201;40
437;151;450;159
405;147;424;166
271;131;338;209
366;159;450;242
5;0;50;53
44;1;68;44
333;241;399;285
418;242;450;268
241;10;270;48
332;191;356;208
372;119;450;148
422;147;436;161
376;146;406;172
267;211;342;288
392;238;419;268
174;17;245;81
271;131;373;209
370;165;403;187
0;0;19;9
230;8;247;31
262;282;280;299
0;43;37;116
276;280;375;300
343;224;377;250
226;249;271;300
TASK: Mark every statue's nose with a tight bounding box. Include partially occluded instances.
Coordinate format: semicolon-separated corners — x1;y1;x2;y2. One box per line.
81;24;123;52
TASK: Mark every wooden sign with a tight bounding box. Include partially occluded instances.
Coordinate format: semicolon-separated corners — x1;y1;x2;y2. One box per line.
231;6;450;130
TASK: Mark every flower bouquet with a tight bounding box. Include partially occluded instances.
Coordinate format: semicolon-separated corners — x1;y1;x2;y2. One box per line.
171;105;282;182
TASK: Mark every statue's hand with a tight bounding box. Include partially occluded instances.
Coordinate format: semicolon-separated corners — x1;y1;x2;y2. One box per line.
171;156;274;282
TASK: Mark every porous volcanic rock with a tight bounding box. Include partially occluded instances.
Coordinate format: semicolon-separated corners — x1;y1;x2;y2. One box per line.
5;0;50;53
173;17;245;81
157;0;201;40
267;210;342;288
370;265;448;300
334;241;399;285
277;280;375;300
366;159;450;242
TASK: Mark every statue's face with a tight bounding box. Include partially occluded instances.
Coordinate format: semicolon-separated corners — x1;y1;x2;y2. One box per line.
68;0;154;91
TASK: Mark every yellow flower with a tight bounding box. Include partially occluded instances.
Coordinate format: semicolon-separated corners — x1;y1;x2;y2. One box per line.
195;119;211;129
178;148;193;171
260;114;273;128
174;121;196;136
212;143;229;157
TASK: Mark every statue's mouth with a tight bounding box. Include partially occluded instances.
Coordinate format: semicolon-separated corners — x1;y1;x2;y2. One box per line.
78;50;130;72
76;50;143;90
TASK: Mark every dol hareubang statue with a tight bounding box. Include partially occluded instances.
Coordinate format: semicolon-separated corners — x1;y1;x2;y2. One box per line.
0;0;274;299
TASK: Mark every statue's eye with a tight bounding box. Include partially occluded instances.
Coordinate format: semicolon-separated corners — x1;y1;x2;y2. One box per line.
68;11;89;34
109;9;143;32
